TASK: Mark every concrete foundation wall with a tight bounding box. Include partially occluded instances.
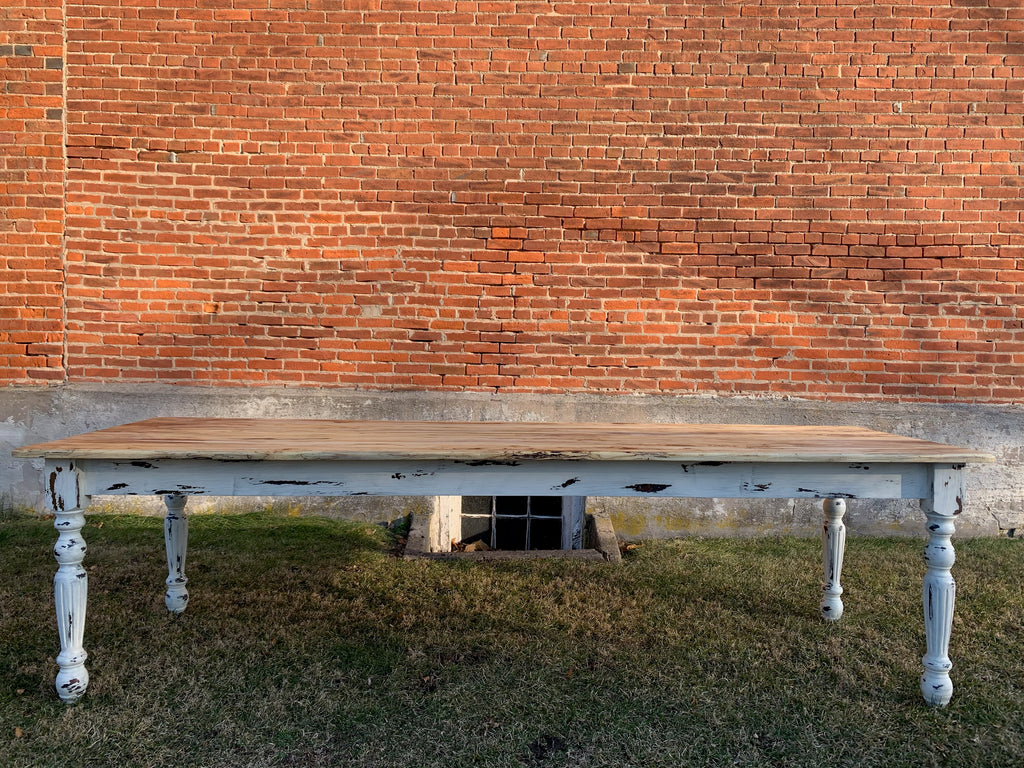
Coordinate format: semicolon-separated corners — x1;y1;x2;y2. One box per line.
3;384;1021;538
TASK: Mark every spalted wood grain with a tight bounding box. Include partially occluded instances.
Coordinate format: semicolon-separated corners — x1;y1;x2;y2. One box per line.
14;418;994;464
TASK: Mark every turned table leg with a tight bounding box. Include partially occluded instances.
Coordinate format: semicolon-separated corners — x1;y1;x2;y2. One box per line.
47;461;90;703
54;507;89;702
163;494;190;614
820;497;847;621
920;465;963;707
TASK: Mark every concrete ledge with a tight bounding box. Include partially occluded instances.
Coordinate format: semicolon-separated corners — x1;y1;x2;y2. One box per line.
589;512;622;563
404;505;434;559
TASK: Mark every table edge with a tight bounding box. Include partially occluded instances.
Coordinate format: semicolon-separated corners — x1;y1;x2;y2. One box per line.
10;419;997;465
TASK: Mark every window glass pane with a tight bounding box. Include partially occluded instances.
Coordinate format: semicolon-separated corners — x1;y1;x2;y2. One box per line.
530;496;562;518
530;517;563;550
495;517;528;550
461;496;492;517
495;496;529;517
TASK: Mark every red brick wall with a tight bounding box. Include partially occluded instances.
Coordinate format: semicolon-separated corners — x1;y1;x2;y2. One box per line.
0;1;65;381
4;0;1024;400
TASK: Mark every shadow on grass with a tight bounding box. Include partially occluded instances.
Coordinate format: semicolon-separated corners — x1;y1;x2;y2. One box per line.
2;512;1023;768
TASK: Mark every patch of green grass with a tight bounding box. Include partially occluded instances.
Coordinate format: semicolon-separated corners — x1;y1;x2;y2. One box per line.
2;511;1023;767
0;494;31;522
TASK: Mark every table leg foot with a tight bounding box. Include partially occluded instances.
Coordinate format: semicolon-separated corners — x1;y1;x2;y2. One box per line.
53;508;89;703
164;494;190;614
820;497;846;621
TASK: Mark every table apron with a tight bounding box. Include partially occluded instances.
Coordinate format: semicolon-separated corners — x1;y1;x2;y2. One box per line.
70;458;933;500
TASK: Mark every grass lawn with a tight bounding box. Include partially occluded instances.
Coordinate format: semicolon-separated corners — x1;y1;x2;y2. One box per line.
2;508;1023;768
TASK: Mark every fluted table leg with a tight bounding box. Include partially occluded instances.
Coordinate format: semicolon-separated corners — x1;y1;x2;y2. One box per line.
920;465;963;707
54;507;89;702
44;460;91;708
47;460;90;704
163;494;190;614
820;497;847;621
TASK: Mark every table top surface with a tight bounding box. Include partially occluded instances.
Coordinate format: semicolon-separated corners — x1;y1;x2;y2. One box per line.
13;418;994;464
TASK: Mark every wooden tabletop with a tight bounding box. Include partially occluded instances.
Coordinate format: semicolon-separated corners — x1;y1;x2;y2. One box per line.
13;418;994;464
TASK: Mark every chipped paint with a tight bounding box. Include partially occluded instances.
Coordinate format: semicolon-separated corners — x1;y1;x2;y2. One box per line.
797;488;858;499
163;494;190;615
52;506;89;703
624;483;672;493
20;425;983;706
48;466;61;511
680;461;728;471
257;479;344;487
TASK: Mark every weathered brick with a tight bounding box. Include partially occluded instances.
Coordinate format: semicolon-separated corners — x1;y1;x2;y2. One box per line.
2;0;1022;400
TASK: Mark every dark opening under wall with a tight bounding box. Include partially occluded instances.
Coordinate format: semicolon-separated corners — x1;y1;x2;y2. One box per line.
459;495;566;551
404;494;621;562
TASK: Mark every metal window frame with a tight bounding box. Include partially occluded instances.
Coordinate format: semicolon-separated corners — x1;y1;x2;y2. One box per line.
459;495;585;550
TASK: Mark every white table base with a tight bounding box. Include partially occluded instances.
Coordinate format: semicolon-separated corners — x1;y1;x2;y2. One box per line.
41;455;965;707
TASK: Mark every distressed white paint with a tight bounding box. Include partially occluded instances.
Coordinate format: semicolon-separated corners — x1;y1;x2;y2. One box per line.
21;421;988;708
74;458;929;500
820;498;847;621
49;461;89;703
432;496;461;552
562;495;586;550
46;460;82;513
163;494;190;614
920;464;963;707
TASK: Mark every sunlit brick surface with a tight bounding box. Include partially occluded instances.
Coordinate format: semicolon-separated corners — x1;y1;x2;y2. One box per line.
4;0;1023;400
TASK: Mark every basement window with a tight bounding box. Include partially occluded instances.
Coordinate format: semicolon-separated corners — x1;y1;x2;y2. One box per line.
410;495;618;561
452;495;586;551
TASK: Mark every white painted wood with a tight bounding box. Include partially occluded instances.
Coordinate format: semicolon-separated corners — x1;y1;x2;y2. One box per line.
48;461;89;703
920;464;963;707
432;496;461;553
562;496;586;550
163;494;189;614
820;498;847;621
46;459;83;513
17;422;988;707
74;458;930;500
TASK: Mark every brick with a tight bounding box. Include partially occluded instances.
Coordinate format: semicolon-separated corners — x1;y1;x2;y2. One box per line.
1;0;1021;401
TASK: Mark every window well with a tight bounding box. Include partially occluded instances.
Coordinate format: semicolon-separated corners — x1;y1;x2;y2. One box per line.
404;495;621;562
